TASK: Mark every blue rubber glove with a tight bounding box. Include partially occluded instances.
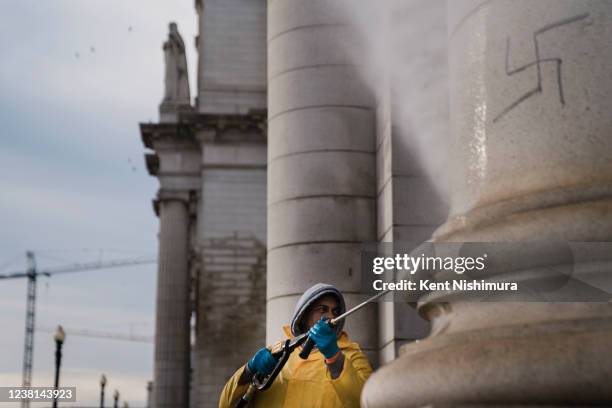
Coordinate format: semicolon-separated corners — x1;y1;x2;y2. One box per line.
247;347;277;377
308;318;340;359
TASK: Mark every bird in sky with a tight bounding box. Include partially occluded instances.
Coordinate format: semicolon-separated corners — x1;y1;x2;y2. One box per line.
128;158;137;172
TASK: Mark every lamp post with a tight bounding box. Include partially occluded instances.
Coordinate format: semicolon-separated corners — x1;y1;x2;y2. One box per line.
99;375;107;408
146;382;153;408
52;325;65;408
113;390;119;408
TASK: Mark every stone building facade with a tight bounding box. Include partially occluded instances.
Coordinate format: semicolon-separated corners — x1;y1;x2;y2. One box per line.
142;1;267;407
142;0;612;407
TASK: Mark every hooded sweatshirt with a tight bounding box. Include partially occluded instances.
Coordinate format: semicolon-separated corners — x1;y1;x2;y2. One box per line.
218;283;372;408
290;283;346;337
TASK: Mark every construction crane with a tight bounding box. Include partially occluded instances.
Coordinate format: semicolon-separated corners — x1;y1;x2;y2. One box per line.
36;325;154;344
0;251;156;408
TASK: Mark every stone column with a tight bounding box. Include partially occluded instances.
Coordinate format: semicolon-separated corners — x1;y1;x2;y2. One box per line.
267;0;379;361
362;0;612;406
375;0;449;365
153;190;191;408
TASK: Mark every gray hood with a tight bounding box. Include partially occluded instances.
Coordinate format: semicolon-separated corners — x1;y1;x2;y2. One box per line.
290;283;346;337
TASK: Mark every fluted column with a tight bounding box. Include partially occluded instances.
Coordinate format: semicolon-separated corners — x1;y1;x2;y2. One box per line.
363;0;612;406
267;0;379;360
153;190;191;408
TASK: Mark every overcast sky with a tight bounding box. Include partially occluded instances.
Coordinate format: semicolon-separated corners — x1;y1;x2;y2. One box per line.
0;1;198;406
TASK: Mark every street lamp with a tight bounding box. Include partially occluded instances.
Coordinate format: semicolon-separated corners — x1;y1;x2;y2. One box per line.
146;381;153;408
52;325;66;408
113;390;119;408
100;374;107;408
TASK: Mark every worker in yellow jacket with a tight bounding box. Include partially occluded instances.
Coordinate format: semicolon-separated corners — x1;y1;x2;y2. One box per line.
219;283;373;408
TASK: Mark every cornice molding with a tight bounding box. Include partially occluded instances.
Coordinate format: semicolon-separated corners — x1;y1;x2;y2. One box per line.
152;189;199;217
139;109;267;152
145;153;160;176
181;110;267;143
140;122;197;150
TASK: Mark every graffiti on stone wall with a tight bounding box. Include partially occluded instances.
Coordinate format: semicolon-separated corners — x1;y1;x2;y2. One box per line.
492;13;590;123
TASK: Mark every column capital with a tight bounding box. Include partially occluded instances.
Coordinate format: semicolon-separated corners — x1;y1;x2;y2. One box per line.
158;189;190;203
153;189;199;217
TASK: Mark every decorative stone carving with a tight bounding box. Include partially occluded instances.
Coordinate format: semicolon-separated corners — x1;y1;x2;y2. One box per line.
162;22;190;108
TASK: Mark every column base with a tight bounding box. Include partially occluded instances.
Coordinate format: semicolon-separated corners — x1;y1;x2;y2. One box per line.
362;302;612;408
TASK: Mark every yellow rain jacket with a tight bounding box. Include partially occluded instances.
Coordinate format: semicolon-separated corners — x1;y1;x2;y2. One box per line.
219;326;372;408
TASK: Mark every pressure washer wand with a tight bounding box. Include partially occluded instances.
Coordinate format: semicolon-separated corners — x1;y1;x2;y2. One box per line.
331;289;391;324
298;289;391;359
235;290;391;407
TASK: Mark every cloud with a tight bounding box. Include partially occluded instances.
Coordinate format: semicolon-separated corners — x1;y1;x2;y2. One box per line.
0;0;198;164
0;268;155;405
0;144;158;254
0;0;198;118
0;0;197;399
